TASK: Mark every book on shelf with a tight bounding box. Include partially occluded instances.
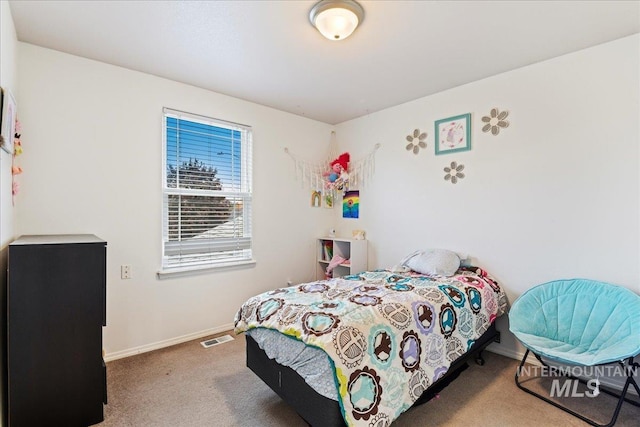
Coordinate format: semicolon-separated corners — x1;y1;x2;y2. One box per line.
323;242;333;261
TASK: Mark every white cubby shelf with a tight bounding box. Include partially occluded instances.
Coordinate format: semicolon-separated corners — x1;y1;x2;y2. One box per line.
316;237;368;280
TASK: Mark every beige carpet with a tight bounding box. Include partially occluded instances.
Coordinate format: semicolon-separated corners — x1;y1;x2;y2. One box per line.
99;332;639;426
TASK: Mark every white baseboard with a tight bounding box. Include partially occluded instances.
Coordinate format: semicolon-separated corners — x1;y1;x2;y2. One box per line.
486;343;539;364
104;323;235;362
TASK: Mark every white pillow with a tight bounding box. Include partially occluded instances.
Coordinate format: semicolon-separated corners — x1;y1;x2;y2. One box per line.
400;249;461;276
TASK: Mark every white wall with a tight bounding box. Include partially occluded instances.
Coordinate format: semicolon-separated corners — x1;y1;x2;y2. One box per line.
335;34;640;359
0;1;20;244
0;1;17;252
13;26;640;367
0;1;18;424
16;43;333;358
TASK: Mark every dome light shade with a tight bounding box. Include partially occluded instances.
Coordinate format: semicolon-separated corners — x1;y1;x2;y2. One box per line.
309;0;365;41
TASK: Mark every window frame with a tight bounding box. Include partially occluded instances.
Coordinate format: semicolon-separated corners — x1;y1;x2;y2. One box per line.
159;108;254;277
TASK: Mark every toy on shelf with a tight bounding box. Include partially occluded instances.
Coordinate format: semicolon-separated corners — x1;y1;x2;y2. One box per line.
325;254;348;278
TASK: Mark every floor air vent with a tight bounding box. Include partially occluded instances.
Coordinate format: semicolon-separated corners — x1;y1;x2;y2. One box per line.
200;334;234;348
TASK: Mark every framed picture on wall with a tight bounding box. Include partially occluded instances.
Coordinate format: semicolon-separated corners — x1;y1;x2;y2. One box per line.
435;113;471;155
0;88;17;154
310;190;321;208
342;190;359;218
322;188;335;208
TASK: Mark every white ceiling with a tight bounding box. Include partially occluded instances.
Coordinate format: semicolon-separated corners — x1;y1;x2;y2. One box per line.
8;0;640;125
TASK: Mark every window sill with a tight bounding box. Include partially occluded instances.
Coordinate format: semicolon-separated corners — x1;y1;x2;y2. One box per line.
157;259;256;280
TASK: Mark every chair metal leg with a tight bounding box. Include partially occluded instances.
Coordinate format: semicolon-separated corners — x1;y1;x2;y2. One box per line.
515;350;640;427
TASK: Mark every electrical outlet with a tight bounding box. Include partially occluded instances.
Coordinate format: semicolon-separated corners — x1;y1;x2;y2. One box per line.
121;264;132;279
495;331;501;343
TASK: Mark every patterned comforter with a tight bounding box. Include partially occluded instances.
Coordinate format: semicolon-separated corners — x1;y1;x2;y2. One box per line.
234;267;508;427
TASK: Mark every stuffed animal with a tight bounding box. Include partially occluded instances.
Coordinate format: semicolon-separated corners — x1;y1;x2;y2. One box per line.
325;152;350;190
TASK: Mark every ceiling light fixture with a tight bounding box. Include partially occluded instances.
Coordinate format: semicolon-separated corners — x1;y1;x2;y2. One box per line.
309;0;365;41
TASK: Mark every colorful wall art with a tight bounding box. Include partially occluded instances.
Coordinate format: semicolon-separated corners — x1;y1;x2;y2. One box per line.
342;190;360;218
311;190;321;207
323;188;335;208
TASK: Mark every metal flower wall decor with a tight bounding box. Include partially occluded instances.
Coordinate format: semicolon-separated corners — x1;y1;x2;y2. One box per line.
481;108;509;135
397;107;513;186
405;129;427;154
444;161;465;184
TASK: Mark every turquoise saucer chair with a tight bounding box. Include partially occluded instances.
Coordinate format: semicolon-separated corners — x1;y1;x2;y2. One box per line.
509;279;640;427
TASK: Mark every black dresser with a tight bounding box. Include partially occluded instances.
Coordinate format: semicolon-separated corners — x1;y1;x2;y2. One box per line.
7;234;107;426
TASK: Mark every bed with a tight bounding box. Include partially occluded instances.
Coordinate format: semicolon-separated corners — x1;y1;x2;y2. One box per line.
234;265;508;426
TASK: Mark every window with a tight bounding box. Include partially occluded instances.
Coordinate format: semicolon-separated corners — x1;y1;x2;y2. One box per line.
161;108;253;273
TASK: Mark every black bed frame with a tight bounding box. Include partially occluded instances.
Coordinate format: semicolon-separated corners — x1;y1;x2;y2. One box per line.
246;323;498;426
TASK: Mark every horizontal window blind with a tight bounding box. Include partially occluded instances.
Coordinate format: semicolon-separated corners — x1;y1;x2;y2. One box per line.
162;108;252;270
